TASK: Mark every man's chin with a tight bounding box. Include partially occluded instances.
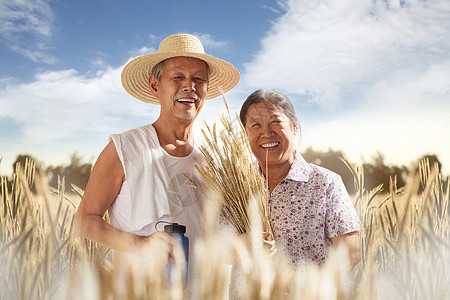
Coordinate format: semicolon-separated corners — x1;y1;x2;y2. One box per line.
176;111;198;122
171;105;204;123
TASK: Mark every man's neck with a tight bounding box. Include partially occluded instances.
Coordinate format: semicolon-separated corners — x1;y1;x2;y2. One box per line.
152;118;195;157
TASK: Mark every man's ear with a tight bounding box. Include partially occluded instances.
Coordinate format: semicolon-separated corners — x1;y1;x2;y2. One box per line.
148;74;159;98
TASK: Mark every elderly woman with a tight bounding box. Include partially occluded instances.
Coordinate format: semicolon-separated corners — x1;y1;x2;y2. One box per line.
239;89;362;269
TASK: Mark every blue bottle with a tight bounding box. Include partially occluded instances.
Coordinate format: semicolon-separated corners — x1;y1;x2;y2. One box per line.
164;223;189;288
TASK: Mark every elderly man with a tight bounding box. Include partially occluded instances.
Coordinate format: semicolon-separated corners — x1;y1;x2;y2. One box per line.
74;34;239;271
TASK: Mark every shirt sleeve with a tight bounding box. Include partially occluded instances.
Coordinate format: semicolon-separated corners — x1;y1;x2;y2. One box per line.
324;174;362;238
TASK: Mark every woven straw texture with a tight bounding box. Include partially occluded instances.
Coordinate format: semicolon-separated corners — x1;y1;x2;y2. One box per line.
121;33;240;104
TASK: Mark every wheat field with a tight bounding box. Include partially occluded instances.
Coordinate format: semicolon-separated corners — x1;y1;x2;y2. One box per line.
1;150;448;299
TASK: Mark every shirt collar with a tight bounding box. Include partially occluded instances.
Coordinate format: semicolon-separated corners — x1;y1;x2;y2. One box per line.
285;152;313;182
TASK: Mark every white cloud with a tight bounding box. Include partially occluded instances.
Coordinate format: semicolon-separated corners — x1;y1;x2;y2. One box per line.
0;0;53;37
244;0;450;108
365;62;450;108
0;62;163;175
128;35;159;57
191;32;229;50
126;46;157;59
242;0;450;174
10;44;57;64
137;46;157;56
0;65;159;143
148;34;158;41
0;0;56;63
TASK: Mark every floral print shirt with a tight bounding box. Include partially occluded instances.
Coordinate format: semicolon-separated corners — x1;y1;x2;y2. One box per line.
269;154;361;267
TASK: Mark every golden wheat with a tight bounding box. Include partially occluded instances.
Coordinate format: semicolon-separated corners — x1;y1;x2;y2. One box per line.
0;147;448;299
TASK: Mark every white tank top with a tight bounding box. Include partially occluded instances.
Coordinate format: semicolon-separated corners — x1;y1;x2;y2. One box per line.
108;147;205;238
108;124;205;239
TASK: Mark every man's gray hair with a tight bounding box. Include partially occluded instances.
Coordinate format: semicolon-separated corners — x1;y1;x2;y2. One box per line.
151;58;211;81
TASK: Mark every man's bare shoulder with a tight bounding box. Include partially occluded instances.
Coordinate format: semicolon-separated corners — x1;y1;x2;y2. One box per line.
91;141;125;183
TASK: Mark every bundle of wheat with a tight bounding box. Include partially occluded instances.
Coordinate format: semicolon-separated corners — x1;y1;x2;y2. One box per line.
191;98;272;236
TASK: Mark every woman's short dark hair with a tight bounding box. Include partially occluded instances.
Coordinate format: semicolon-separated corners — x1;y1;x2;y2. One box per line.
239;89;298;127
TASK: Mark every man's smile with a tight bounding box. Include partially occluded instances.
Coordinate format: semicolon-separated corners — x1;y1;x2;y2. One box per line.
176;98;197;104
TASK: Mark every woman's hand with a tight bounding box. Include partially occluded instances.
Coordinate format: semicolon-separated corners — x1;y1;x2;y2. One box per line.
262;232;277;257
237;231;277;257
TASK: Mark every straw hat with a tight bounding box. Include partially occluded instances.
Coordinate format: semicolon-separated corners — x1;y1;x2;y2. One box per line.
121;33;240;104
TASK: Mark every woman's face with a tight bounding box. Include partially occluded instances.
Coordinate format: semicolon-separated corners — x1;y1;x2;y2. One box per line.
244;101;298;169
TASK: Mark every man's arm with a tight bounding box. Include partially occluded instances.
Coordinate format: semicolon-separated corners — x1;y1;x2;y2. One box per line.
73;141;174;257
330;231;361;270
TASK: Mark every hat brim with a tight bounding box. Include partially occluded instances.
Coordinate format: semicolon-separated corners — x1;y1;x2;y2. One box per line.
121;52;240;104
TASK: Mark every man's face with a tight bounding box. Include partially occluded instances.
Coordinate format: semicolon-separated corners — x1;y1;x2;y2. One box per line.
150;57;209;121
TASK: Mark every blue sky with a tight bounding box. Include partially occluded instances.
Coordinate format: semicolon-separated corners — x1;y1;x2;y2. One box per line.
1;0;449;176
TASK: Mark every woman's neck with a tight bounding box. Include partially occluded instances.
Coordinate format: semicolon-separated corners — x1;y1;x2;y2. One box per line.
260;154;294;193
